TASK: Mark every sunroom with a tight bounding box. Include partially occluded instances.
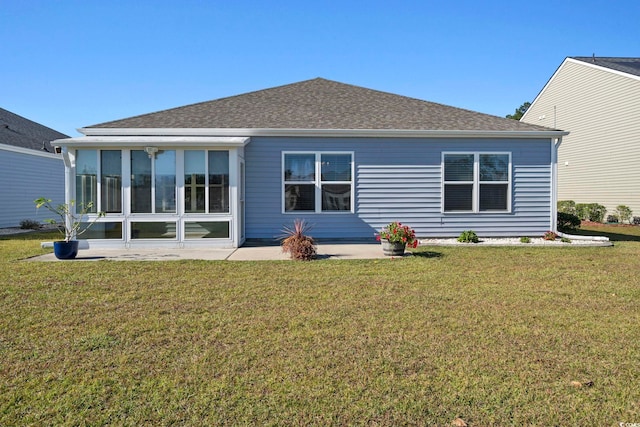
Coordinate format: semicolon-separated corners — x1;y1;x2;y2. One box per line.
54;136;248;248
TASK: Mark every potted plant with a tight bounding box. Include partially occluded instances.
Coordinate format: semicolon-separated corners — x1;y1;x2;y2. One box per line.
34;197;105;259
376;221;418;256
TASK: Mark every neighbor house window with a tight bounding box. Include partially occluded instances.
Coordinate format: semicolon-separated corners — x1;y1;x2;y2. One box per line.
443;152;510;212
75;149;122;213
283;152;353;213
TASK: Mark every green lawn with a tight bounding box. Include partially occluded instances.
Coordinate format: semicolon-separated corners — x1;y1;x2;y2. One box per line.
1;227;639;426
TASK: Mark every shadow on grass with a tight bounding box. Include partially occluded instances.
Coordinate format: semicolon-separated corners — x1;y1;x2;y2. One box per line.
564;226;640;242
410;250;443;259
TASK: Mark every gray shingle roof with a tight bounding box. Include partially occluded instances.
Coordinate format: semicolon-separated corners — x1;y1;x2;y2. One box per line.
88;78;554;132
572;56;640;78
0;108;68;152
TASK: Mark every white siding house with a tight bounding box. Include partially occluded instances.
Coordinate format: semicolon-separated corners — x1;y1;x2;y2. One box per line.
0;108;67;228
521;57;640;217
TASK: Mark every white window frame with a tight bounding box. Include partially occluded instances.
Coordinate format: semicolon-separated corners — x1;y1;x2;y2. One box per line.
282;151;354;214
442;152;512;213
182;149;231;215
74;149;124;215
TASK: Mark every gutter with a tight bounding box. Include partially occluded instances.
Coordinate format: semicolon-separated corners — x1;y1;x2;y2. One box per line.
77;127;570;139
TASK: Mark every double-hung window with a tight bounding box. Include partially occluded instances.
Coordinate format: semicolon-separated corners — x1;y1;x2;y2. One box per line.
283;152;353;213
443;152;511;213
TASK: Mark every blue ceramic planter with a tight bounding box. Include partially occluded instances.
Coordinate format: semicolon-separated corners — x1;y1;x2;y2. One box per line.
53;241;79;260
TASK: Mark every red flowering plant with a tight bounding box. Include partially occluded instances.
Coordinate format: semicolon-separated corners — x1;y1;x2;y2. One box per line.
376;221;419;248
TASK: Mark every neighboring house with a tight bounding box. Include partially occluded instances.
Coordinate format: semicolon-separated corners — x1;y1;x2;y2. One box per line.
0;108;67;228
52;78;566;248
521;56;640;217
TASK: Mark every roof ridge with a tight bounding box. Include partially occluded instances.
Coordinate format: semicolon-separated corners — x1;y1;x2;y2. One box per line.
91;78;332;128
85;78;557;132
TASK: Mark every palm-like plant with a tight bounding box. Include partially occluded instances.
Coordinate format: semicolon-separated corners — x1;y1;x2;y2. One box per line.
280;219;316;261
34;197;105;242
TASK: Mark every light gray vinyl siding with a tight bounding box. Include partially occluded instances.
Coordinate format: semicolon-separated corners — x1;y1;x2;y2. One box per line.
0;147;65;228
244;137;552;240
522;58;640;215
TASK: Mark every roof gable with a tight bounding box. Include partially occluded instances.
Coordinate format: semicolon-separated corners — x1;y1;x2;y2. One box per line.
87;78;553;132
522;56;640;124
0;108;68;152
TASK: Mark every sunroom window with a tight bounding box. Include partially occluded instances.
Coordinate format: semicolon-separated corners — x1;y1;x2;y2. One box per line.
75;149;122;213
131;149;176;213
184;150;230;214
443;153;510;213
283;152;353;213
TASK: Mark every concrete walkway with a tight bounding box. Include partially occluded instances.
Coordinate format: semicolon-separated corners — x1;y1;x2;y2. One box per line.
28;243;393;262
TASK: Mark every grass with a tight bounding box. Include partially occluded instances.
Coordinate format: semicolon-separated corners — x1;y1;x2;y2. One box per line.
1;227;640;425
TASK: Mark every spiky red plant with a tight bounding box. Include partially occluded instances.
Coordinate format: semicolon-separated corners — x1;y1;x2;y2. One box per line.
280;219;317;261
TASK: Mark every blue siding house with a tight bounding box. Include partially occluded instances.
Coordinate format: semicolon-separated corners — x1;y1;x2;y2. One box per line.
52;79;567;248
0;108;67;228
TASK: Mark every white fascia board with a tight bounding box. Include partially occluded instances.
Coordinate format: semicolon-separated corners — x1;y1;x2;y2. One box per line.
0;143;63;159
78;127;568;139
53;135;250;148
566;57;640;82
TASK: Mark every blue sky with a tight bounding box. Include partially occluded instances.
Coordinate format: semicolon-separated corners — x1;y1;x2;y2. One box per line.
2;0;639;136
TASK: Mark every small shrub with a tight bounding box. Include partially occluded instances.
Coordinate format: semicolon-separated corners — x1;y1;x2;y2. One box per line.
615;205;633;224
457;230;479;243
587;203;607;223
557;212;580;231
19;219;41;230
520;236;531;244
576;203;606;222
543;231;557;241
575;203;588;220
280;219;317;261
561;237;571;243
557;200;577;215
633;217;640;226
606;215;619;224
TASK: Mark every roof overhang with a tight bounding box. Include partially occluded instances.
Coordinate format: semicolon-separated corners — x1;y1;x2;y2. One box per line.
53;135;251;148
0;143;63;159
76;127;568;140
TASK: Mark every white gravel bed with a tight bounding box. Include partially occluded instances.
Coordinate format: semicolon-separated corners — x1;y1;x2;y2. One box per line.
420;236;610;246
1;227;610;246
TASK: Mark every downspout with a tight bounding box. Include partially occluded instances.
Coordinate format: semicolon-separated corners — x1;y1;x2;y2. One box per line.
551;137;561;233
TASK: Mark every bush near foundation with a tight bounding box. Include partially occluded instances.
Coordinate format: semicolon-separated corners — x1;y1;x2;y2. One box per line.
614;205;633;224
575;203;607;223
557;212;580;231
557;200;577;215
